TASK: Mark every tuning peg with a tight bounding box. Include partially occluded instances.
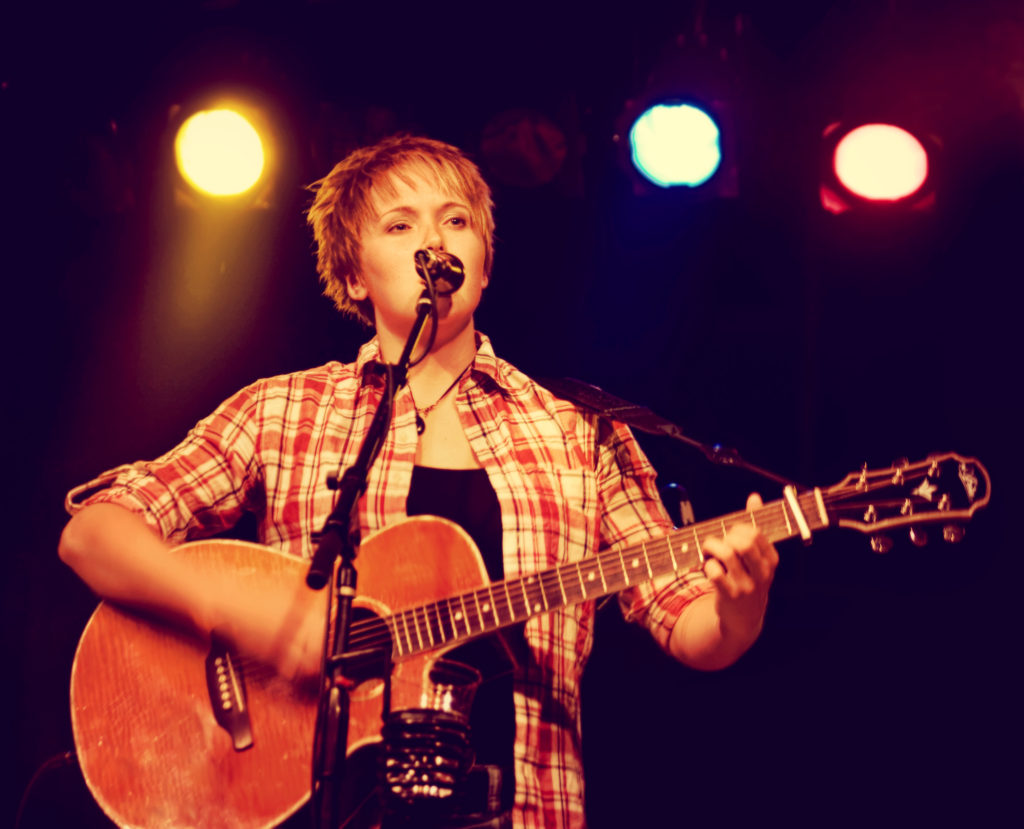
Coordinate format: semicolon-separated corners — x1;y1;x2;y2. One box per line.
943;525;965;543
891;458;909;486
870;535;893;554
909;527;928;547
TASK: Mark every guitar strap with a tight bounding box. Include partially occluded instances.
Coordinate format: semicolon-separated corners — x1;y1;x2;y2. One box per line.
537;377;695;527
537;376;802;489
535;376;689;440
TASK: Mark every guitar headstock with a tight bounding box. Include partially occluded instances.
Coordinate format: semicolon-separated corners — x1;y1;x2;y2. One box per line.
823;453;990;551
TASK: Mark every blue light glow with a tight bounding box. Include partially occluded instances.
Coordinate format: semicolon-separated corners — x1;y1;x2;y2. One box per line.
629;103;722;188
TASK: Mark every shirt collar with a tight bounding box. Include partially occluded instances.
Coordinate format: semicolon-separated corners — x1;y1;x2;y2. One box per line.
354;331;509;390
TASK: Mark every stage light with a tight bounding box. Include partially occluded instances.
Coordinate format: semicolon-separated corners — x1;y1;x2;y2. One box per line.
174;108;265;198
834;124;928;200
628;102;723;188
820;122;935;213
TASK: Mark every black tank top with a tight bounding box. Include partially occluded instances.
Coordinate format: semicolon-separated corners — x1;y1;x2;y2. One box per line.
405;466;514;778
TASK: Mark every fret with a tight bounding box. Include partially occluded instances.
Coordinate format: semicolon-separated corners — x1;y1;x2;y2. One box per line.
468;589;480;631
781;501;793;536
501;579;516;623
388;616;404;658
416;606;434;649
693;528;704;563
568;564;587;603
426;602;443;646
431;604;446;646
554;567;568;605
749;510;758;530
483;584;501;628
641;540;653;579
431;600;446;642
666;533;678;571
426;605;441;647
519;576;531;614
439;598;457;641
617;546;630;585
472;588;485;628
400;610;415;654
573;560;587;600
457;593;472;636
595;553;608;592
720;518;728;537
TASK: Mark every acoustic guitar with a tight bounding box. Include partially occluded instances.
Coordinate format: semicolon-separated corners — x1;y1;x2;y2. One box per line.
69;452;990;827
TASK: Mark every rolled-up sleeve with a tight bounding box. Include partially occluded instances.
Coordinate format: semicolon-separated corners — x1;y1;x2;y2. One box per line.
65;385;264;543
593;417;713;653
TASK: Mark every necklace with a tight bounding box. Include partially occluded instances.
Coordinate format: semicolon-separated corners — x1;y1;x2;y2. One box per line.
411;365;471;435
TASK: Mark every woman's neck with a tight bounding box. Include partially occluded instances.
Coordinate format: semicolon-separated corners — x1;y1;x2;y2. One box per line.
377;319;477;378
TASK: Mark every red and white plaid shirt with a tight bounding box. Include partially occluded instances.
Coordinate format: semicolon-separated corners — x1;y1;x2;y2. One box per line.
67;333;711;828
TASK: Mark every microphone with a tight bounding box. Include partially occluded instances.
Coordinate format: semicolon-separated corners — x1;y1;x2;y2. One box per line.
414;250;465;296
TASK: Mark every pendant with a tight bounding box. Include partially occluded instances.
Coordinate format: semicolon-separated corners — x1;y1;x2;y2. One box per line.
415;414;426;435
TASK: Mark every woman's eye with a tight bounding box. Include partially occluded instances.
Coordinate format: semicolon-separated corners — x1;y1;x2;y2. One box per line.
388;222;410;232
447;215;468;227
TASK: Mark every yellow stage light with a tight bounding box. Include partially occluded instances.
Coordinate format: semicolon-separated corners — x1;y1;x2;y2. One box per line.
174;109;265;197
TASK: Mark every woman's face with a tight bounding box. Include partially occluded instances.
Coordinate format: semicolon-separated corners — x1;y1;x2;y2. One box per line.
350;164;488;352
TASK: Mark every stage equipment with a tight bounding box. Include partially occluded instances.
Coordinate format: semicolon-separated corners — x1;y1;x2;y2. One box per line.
614;12;745;198
628;101;723;188
820;121;936;213
174;108;265;197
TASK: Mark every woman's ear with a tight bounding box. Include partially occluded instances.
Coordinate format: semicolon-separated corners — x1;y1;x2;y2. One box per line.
346;272;368;302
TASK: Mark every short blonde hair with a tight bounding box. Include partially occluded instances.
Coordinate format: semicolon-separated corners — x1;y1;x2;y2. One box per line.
307;134;495;326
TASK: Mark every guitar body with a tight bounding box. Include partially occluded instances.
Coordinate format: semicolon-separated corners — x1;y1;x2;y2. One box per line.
70;518;489;829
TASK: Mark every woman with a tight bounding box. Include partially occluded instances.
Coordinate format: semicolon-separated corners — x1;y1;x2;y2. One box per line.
60;134;777;828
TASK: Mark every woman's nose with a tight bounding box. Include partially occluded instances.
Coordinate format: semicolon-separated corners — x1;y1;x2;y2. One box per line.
422;223;444;250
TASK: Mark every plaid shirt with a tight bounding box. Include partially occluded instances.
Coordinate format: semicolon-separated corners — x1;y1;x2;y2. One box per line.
67;333;711;828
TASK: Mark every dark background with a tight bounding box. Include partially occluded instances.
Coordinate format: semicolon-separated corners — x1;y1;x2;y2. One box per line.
3;1;1020;826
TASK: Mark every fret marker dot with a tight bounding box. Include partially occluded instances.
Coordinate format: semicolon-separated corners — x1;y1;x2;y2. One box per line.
482;603;491;613
681;543;689;552
533;603;542;612
587;573;596;581
631;558;640;568
454;611;463;621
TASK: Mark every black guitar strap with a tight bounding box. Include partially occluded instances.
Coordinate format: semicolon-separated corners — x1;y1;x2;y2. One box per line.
535;377;689;440
536;376;801;489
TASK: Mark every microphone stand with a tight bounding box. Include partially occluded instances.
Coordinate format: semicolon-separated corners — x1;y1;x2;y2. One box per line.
307;277;439;829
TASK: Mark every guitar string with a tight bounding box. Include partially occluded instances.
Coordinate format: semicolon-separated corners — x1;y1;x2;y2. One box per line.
341;481;898;653
344;486;858;654
225;481;915;674
346;499;809;650
228;481;914;671
341;499;808;655
220;504;787;683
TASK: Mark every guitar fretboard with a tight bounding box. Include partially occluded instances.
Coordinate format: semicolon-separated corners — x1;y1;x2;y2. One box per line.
368;489;826;659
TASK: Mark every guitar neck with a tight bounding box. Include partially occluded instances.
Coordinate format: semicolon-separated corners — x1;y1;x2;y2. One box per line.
386;488;827;659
